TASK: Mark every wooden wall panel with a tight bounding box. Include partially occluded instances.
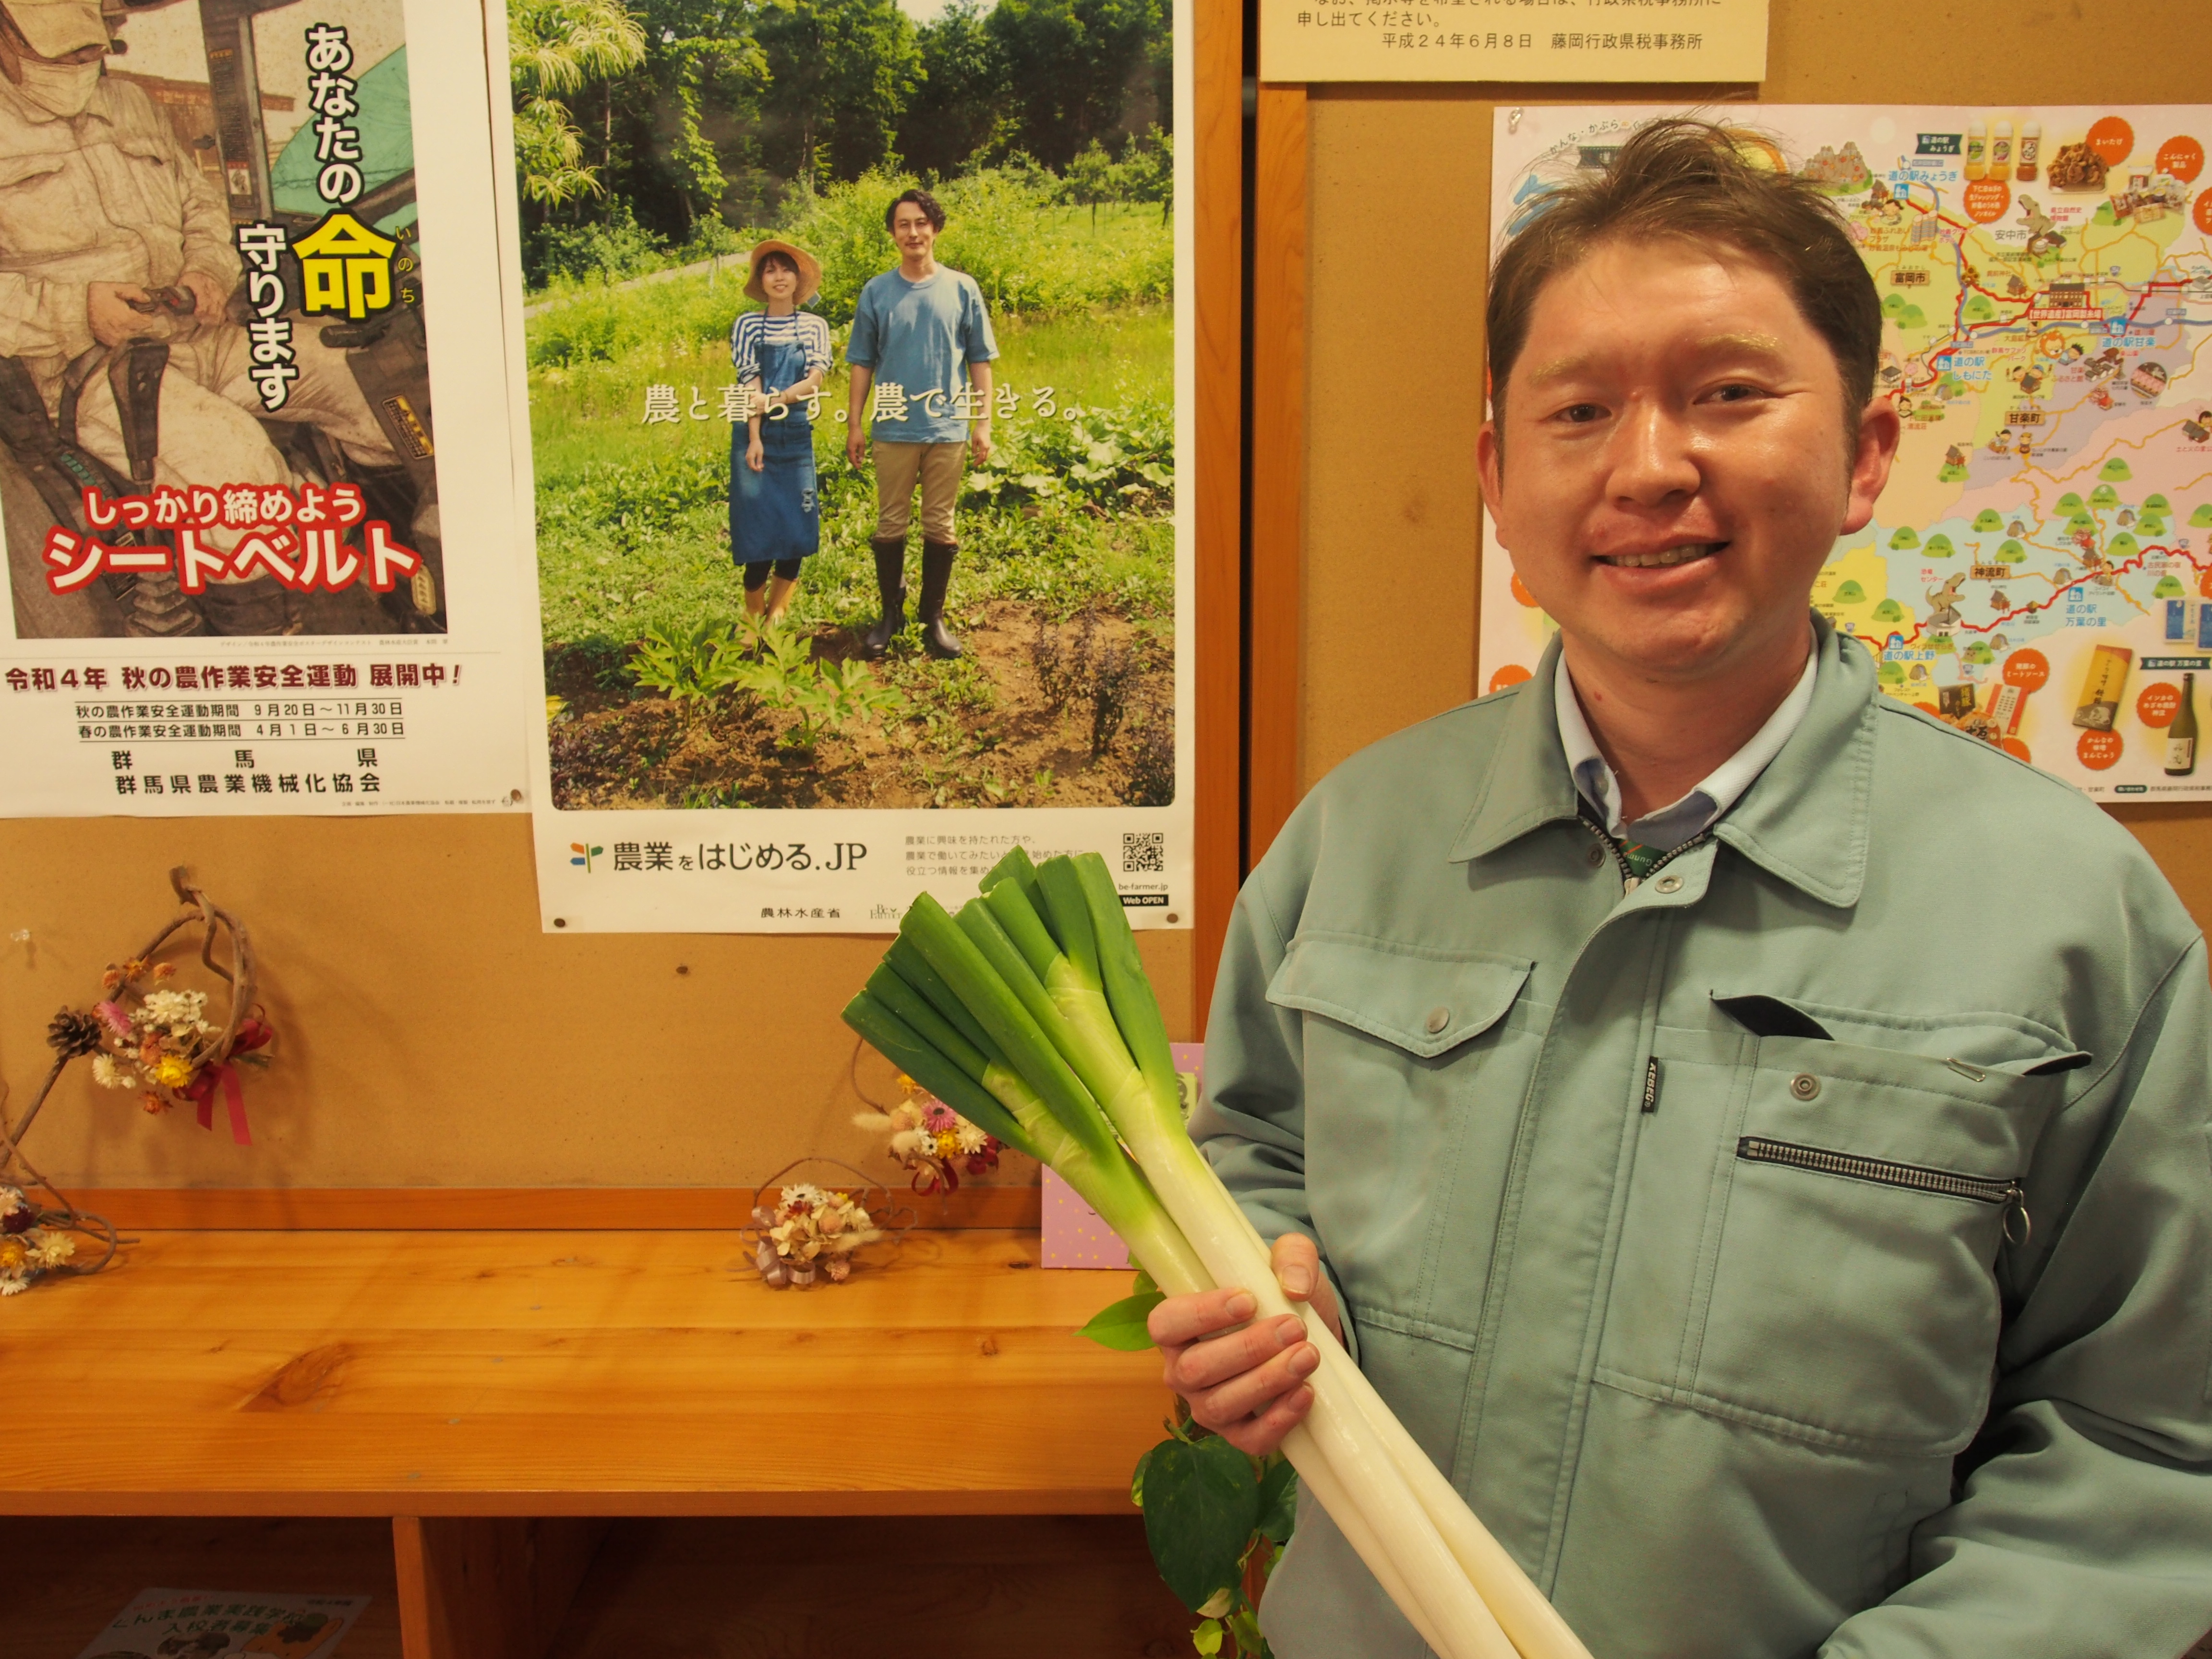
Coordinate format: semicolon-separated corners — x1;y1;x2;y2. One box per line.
0;817;1190;1189
1279;0;2212;922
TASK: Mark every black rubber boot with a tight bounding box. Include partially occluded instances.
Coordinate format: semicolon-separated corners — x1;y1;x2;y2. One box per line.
861;537;907;659
917;539;962;660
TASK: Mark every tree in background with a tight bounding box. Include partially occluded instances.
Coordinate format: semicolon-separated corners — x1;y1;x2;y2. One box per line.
898;0;1011;181
508;0;647;205
986;0;1164;168
628;0;769;240
757;0;922;184
508;0;1175;288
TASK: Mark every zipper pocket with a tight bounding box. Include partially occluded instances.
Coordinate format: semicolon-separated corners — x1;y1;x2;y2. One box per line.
1738;1135;2030;1244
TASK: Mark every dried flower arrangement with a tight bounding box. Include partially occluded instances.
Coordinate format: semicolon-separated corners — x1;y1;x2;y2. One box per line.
0;1184;75;1296
854;1074;1006;1195
0;868;274;1293
741;1158;908;1289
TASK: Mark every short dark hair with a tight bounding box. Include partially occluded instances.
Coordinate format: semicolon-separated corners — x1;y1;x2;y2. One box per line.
886;188;946;233
1487;118;1881;428
757;250;797;276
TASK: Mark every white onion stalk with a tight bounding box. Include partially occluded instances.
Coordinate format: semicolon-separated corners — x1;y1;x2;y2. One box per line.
844;850;1591;1659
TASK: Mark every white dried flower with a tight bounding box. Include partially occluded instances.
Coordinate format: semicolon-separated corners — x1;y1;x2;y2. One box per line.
139;989;208;1032
0;1277;25;1296
90;1053;132;1090
35;1234;74;1268
954;1122;990;1154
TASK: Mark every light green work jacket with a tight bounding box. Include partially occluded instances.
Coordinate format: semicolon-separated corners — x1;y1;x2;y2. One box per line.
1196;618;2212;1659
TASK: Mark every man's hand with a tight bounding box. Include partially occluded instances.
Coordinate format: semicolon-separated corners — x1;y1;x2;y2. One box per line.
1148;1233;1343;1457
86;282;158;346
846;424;868;469
177;269;229;325
970;423;992;467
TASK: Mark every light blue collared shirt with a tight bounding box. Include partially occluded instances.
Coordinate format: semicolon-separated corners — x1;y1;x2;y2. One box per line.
1554;643;1819;852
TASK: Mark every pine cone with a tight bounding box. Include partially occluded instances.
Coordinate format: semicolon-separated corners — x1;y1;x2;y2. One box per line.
47;1007;104;1058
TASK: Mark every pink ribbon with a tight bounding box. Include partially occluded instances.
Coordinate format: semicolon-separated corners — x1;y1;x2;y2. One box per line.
187;1063;252;1145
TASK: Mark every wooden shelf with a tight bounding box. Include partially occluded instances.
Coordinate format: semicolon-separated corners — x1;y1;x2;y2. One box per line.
7;1228;1165;1518
0;1516;404;1659
546;1517;1188;1659
4;1227;1175;1657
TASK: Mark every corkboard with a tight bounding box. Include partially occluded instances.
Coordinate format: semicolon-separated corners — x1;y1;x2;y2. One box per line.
1285;0;2212;926
0;0;1249;1202
0;815;1195;1190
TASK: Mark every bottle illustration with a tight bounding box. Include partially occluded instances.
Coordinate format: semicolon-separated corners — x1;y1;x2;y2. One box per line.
1991;120;2013;181
1965;120;1988;180
2018;120;2041;181
2168;673;2198;776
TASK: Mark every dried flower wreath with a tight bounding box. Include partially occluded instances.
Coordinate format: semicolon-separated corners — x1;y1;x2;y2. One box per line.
0;868;274;1294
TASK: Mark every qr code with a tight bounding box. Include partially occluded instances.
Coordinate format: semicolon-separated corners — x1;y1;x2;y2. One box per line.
1122;831;1166;874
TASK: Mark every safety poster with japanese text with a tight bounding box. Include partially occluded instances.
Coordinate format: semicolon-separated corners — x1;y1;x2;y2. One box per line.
0;0;532;814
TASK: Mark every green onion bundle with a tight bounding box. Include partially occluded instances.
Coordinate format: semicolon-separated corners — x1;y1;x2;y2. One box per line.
843;849;1592;1659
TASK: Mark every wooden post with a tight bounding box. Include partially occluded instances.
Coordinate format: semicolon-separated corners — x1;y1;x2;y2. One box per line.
393;1516;606;1659
1248;84;1310;869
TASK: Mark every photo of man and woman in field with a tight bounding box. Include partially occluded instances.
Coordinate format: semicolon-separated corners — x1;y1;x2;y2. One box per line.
511;0;1178;813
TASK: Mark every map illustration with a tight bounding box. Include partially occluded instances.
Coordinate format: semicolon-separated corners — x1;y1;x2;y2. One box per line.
1480;105;2212;799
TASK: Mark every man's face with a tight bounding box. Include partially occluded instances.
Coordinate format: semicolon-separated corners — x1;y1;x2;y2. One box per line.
1479;238;1898;688
891;203;938;261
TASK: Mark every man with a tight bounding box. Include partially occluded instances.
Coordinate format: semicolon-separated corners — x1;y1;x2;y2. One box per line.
845;187;997;661
0;0;409;635
1153;120;2212;1658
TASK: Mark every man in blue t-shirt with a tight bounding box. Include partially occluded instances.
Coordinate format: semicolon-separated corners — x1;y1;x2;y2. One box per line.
845;188;998;660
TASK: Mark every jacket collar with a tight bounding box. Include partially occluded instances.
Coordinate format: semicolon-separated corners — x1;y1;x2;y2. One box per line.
1451;614;1875;908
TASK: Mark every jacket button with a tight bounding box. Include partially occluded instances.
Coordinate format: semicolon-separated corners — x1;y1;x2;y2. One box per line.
1424;1007;1450;1035
1790;1073;1821;1101
1655;874;1683;894
1586;845;1605;867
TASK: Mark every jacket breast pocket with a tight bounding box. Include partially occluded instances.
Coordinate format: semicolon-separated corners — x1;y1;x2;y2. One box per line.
0;155;88;261
1686;1031;2069;1453
1267;935;1540;1319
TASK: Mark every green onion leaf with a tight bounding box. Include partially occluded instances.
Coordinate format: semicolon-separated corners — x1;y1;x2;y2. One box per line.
840;989;1037;1158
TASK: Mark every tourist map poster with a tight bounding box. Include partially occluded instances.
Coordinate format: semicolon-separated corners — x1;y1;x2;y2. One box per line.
1480;105;2212;801
0;0;535;816
499;0;1194;931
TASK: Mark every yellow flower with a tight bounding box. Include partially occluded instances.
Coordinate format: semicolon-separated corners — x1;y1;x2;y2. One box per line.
149;1055;195;1090
0;1238;26;1272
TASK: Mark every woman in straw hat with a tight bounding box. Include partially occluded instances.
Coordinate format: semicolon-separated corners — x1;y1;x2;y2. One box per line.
729;239;831;622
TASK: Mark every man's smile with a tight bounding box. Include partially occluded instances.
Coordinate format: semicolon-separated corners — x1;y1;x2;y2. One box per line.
1595;540;1727;570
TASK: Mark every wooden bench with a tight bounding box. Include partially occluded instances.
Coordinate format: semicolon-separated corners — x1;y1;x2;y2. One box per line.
5;1226;1173;1657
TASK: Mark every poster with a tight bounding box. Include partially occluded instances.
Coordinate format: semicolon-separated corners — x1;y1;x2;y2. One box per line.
0;0;532;814
499;0;1194;931
1481;105;2212;801
1260;0;1767;85
73;1586;367;1659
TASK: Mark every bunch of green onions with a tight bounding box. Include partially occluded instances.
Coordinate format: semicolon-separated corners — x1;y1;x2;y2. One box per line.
843;849;1592;1659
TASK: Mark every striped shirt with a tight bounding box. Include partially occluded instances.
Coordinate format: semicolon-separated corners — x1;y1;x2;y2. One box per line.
730;310;832;387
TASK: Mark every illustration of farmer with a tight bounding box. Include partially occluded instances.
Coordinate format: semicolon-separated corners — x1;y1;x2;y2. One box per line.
845;187;998;661
729;239;830;624
0;0;424;637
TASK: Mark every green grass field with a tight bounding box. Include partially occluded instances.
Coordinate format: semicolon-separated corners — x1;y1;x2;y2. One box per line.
529;300;1174;661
